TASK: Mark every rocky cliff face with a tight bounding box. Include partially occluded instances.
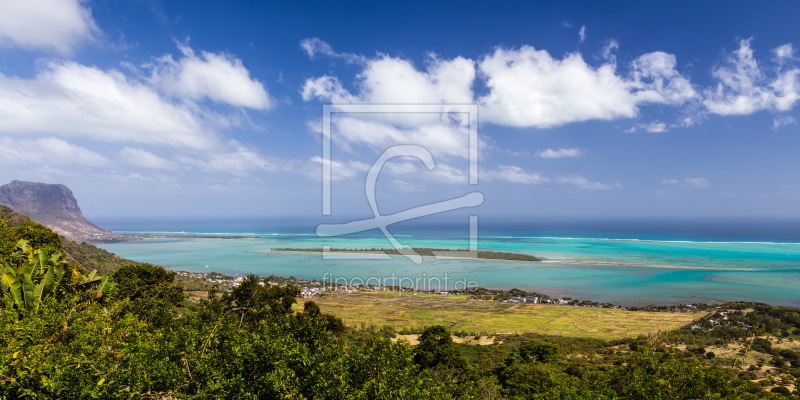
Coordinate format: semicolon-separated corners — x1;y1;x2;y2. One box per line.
0;180;111;240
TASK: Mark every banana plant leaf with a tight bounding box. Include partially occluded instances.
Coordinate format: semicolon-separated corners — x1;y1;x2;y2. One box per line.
95;275;118;299
33;265;56;307
0;263;15;295
8;276;23;307
54;265;72;294
21;273;34;311
18;259;37;280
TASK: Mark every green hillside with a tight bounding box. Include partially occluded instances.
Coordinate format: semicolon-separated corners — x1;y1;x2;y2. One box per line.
1;204;795;398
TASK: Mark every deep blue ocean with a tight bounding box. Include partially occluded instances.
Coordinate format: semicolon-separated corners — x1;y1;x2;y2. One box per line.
94;217;800;307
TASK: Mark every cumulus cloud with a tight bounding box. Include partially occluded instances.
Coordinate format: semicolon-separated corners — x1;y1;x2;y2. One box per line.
147;41;271;109
0;136;109;167
483;165;547;184
629;52;697;105
685;177;709;187
478;46;695;128
579;26;586;43
660;178;679;184
478;46;632;127
120;147;179;170
303;53;475;105
301;53;476;155
704;39;800;115
0;61;220;149
557;175;614;190
0;0;99;54
301;75;358;103
299;37;800;133
537;148;585;158
330;116;472;159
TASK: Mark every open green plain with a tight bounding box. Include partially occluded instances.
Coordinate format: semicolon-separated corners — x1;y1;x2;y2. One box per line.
298;292;704;340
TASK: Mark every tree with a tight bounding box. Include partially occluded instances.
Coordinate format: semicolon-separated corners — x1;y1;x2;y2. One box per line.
413;325;467;370
112;263;184;326
513;340;559;364
0;214;61;259
222;274;300;324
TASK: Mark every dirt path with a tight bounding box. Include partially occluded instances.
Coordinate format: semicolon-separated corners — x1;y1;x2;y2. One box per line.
531;308;574;332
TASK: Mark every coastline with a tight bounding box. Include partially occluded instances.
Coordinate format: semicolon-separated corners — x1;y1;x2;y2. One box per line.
262;249;756;271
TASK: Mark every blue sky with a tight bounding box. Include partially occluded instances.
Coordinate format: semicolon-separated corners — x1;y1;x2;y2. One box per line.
0;0;799;219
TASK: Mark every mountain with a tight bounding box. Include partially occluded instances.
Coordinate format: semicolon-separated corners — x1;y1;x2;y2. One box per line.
0;180;112;241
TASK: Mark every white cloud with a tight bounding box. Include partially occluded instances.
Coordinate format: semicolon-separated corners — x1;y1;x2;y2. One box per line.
120;147;178;170
660;178;679;184
629;52;697;105
330;116;472;159
301;75;358;103
579;26;586;43
303;53;475;105
478;46;695;128
308;156;370;180
299;37;800;132
478;46;632;128
483;165;548;184
773;115;797;129
537;148;585;158
384;161;420;175
0;61;220;149
0;0;99;54
704;39;800;115
301;40;701;133
557;175;614;190
390;179;425;192
625;120;668;133
685;177;709;187
147;41;271;109
179;144;285;176
773;43;795;63
425;164;468;184
601;40;619;63
300;38;364;64
0;136;108;167
644;121;667;132
301;52;477;152
300;37;335;59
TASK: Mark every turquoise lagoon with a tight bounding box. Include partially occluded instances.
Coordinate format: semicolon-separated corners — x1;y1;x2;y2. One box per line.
95;218;800;307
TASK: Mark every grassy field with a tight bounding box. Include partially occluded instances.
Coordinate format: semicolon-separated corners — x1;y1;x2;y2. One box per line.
297;291;702;340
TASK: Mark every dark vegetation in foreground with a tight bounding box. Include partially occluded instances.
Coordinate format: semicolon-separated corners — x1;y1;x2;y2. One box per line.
2;207;799;398
274;247;543;262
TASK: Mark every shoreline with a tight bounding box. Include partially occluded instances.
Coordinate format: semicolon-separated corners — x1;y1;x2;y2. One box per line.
262;249;756;271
